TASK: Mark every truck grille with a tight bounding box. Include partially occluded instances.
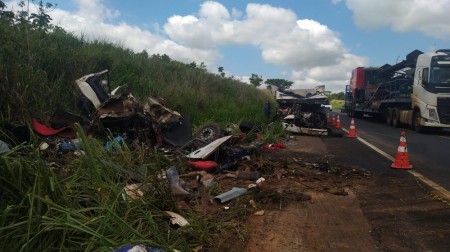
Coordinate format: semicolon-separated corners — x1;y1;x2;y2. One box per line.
437;98;450;124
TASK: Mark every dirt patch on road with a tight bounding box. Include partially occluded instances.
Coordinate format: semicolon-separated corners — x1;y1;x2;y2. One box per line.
244;136;376;252
246;190;377;252
208;135;450;252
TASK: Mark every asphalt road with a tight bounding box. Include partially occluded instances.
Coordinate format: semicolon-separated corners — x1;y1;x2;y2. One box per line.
330;110;450;192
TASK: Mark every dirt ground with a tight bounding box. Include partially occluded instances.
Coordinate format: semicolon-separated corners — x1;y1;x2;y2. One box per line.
202;135;450;252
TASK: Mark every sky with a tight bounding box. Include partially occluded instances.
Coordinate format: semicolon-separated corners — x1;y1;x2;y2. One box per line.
5;0;450;92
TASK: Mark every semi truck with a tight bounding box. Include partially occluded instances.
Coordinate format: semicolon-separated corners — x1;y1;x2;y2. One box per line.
344;49;450;132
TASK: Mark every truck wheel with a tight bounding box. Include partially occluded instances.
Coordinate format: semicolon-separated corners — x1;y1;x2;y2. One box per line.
392;109;400;128
385;109;392;126
413;111;425;133
193;123;223;143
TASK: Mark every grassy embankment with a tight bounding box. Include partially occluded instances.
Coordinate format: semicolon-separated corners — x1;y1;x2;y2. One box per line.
0;18;284;251
330;100;345;110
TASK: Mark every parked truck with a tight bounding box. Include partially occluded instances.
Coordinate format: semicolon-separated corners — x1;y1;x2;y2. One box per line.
344;49;450;132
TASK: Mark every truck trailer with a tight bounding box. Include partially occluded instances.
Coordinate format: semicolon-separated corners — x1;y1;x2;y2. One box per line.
344;49;450;132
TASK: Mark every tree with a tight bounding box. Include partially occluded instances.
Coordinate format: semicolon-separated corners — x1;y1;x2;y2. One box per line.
0;0;15;25
218;66;225;78
265;78;293;90
249;73;263;87
327;92;345;100
29;0;56;31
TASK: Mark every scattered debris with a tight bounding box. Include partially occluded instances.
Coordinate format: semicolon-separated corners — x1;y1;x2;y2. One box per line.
114;244;166;252
8;69;372;250
214;187;248;203
123;184;144;200
0;139;9;154
165;211;190;227
254;210;265;216
186;135;232;159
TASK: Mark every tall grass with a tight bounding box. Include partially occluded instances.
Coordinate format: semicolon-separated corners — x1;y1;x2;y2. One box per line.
0;127;220;251
0;16;275;251
0;21;273;128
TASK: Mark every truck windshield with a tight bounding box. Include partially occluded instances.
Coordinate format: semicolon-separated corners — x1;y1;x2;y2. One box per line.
430;66;450;86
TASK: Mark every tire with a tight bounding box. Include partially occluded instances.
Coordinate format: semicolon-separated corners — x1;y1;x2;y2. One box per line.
193;123;222;143
385;108;392;126
392;109;400;128
239;121;262;133
413;110;425;133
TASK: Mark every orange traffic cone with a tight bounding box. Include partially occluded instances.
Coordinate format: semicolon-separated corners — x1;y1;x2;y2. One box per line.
335;115;341;129
347;118;357;138
391;131;413;169
327;113;331;124
332;115;336;126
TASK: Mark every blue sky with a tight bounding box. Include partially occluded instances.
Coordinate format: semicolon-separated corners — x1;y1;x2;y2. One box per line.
5;0;450;92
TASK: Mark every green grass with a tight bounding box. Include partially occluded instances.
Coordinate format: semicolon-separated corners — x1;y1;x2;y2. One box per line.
330;99;345;110
0;19;278;251
0;22;274;128
0;127;227;251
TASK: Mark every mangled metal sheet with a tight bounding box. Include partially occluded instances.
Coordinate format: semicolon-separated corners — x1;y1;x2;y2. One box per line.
96;94;136;119
214;187;248;203
186;135;232;159
143;97;181;124
75;69;109;109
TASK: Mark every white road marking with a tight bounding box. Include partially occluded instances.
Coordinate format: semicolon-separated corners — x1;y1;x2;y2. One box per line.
341;127;450;201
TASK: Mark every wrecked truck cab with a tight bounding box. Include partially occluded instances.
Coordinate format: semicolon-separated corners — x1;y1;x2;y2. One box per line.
74;70;192;147
275;90;330;135
75;70;140;132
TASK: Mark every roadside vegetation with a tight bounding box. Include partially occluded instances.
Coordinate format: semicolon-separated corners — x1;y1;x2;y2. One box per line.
0;1;273;127
327;92;345;110
0;1;286;251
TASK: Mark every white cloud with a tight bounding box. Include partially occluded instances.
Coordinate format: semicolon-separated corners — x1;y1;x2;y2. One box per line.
290;53;368;91
48;0;221;66
163;2;363;92
345;0;450;39
6;0;365;93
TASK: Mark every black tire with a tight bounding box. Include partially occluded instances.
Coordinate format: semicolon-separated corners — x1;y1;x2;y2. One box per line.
392;109;400;128
193;123;222;143
413;110;425;133
239;121;262;133
385;108;392;126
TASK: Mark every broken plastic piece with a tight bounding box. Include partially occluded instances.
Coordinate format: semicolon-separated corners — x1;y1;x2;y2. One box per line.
0;140;9;154
165;166;180;185
187;160;219;172
114;244;166;252
32;117;76;138
186;135;232;159
165;211;190;226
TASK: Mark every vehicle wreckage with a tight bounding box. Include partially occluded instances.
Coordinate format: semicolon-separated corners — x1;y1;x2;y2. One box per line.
74;69;193;147
274;89;332;136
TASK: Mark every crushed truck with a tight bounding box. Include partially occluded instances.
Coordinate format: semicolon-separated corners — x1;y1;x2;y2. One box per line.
344;49;450;132
274;89;333;136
